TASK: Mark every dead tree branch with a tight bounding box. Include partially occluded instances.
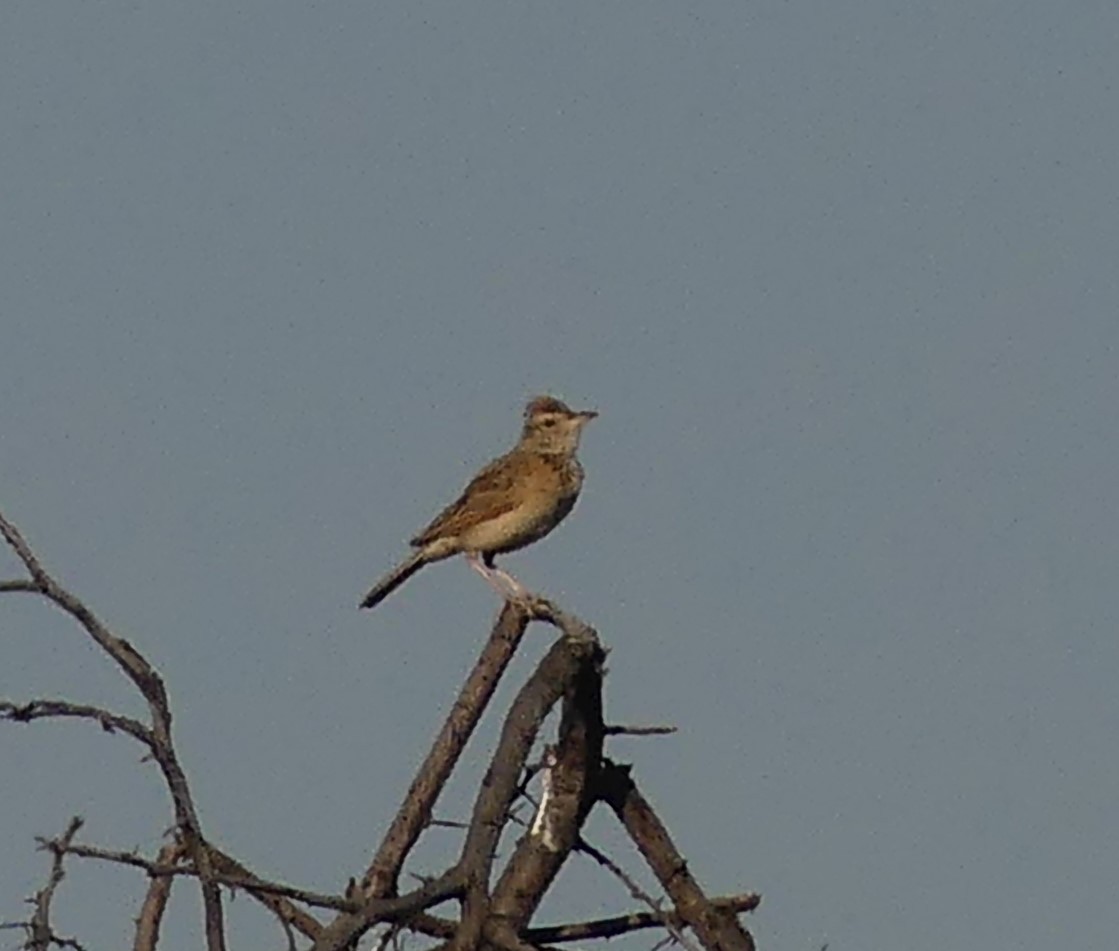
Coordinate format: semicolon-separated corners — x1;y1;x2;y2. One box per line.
209;847;324;940
134;840;186;951
400;892;759;946
308;866;465;951
525;894;761;944
604;725;678;736
0;509;226;951
598;762;756;951
488;635;606;937
24;816;88;951
53;840;351;912
454;627;604;951
1;700;153;747
575;836;700;951
361;601;531;899
5;504;759;951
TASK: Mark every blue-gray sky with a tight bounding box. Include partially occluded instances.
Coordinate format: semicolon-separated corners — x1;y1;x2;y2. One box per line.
3;3;1117;949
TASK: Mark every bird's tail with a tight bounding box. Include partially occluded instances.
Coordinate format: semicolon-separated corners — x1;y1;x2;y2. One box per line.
360;550;427;610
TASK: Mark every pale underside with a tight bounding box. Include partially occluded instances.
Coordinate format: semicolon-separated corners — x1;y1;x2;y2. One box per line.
410;449;582;560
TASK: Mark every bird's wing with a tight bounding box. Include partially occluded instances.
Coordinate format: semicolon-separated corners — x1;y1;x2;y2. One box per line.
410;451;529;546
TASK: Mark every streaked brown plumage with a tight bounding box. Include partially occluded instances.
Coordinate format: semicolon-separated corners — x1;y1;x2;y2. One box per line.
359;396;597;610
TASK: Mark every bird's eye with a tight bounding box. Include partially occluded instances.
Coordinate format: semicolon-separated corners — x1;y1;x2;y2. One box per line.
541;417;557;427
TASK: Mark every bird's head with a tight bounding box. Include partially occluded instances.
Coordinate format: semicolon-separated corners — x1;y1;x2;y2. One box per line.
520;395;598;454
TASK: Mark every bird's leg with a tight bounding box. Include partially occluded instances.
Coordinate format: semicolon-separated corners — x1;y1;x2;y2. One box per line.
483;551;531;599
466;551;513;597
489;566;530;600
466;552;529;602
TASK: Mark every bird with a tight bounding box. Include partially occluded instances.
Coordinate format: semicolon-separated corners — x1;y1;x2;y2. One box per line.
359;395;597;610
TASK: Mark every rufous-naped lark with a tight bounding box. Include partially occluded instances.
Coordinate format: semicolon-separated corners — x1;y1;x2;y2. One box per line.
359;396;597;609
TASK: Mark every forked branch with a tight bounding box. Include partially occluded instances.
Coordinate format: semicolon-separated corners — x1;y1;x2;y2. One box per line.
0;510;226;951
4;505;759;951
598;762;756;951
361;601;532;899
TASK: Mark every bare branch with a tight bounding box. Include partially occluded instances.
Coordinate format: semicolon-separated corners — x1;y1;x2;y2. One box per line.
398;912;456;940
426;818;469;830
483;925;543;951
309;865;465;951
0;513;51;585
598;763;756;951
6;506;760;951
360;602;530;900
0;579;41;593
526;597;600;643
56;841;350;912
134;839;186;951
454;629;604;951
1;699;153;748
372;922;402;951
575;837;700;951
525;895;761;944
604;725;678;737
276;913;299;951
488;634;606;934
0;508;226;951
209;847;324;940
26;816;87;951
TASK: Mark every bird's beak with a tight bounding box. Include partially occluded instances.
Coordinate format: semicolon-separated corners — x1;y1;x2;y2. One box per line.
577;410;599;423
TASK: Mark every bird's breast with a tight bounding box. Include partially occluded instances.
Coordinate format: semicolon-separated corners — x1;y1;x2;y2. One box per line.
459;457;583;555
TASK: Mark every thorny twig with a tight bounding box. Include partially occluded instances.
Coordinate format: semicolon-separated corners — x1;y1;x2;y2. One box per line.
604;725;678;736
576;837;702;951
1;509;226;951
11;816;89;951
52;840;354;911
4;507;758;951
